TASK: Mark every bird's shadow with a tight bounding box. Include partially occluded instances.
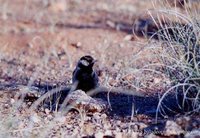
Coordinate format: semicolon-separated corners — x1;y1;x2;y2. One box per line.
32;84;192;118
0;81;194;118
93;91;184;118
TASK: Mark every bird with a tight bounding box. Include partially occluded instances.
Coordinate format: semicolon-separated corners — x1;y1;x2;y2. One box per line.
42;55;99;111
72;55;99;92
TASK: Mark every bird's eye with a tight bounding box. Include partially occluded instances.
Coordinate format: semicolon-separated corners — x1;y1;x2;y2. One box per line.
81;60;89;66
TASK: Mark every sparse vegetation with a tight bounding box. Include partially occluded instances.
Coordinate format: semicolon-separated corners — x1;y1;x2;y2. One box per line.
0;0;199;138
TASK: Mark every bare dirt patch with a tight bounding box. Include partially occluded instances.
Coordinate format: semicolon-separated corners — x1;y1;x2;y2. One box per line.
0;0;199;137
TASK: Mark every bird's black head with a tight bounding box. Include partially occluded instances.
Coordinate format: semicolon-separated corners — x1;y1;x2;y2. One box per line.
77;55;96;70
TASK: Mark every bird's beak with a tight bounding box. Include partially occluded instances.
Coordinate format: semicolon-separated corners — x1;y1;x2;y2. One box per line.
92;59;98;64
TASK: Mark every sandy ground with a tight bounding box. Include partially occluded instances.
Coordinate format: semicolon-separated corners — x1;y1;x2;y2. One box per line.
0;0;199;137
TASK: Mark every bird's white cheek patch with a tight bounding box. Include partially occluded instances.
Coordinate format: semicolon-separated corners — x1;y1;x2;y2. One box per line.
81;60;89;66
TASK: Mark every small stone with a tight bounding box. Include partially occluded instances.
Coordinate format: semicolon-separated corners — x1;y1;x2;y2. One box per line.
55;116;66;123
115;132;123;138
18;121;24;129
77;42;82;48
130;132;139;138
10;98;15;104
30;114;41;123
101;114;107;119
45;108;50;114
185;130;200;138
124;35;134;41
165;120;184;136
138;122;148;130
145;133;157;138
183;116;190;121
108;79;118;87
27;102;32;106
48;1;67;12
93;113;101;120
104;122;111;129
4;104;9;108
47;114;53;120
119;44;124;48
116;120;121;126
115;127;121;132
91;50;96;54
71;42;82;48
153;78;162;84
106;20;116;28
95;132;104;138
84;123;95;136
66;124;72;129
105;130;112;136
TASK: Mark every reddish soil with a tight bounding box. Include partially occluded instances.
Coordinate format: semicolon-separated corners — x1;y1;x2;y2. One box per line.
0;0;199;137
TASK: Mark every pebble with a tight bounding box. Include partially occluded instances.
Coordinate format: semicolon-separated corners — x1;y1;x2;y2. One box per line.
55;116;66;123
77;42;82;48
101;113;107;119
104;122;111;129
66;124;72;129
30;114;41;123
116;120;121;126
47;114;54;120
165;120;184;136
95;132;104;138
10;98;15;104
93;113;101;120
105;130;112;136
45;108;50;114
123;35;134;41
115;132;123;138
4;104;9;108
185;130;200;138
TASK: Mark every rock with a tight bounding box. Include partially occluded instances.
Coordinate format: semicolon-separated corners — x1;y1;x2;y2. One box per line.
30;114;41;123
47;114;53;120
55;116;66;123
106;20;116;28
144;121;184;137
185;130;200;138
93;113;101;121
105;130;113;136
123;35;134;41
83;123;95;136
164;120;184;136
4;104;9;108
145;133;158;138
95;132;104;138
101;113;107;119
115;132;123;138
10;98;15;104
67;90;107;113
144;122;165;136
71;42;82;48
66;124;72;129
130;132;139;138
27;102;32;106
116;120;121;126
48;1;67;12
45;108;50;114
129;122;147;131
104;122;111;130
77;42;82;48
